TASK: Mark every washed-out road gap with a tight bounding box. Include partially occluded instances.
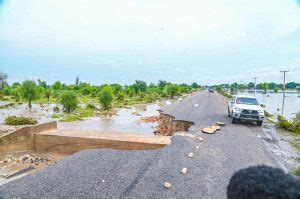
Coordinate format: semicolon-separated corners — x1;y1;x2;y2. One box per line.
0;92;283;198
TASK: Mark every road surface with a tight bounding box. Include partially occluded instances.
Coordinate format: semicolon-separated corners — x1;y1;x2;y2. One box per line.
0;92;284;198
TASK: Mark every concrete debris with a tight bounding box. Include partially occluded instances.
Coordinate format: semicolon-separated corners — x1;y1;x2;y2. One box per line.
202;127;215;134
188;153;194;158
202;124;223;134
164;182;172;189
196;146;200;149
216;122;226;126
194;104;199;107
0;154;53;167
197;136;204;141
211;125;221;131
181;168;188;174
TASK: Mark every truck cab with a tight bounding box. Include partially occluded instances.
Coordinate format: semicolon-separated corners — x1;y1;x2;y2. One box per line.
228;95;265;126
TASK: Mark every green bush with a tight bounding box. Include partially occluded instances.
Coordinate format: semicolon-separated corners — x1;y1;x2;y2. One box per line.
5;116;38;125
86;103;96;109
276;114;300;134
60;91;78;113
165;84;178;98
53;106;60;112
99;86;114;110
117;92;124;101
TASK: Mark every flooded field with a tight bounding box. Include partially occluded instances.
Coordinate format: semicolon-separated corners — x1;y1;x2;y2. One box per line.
238;90;300;119
0;98;181;135
58;104;162;135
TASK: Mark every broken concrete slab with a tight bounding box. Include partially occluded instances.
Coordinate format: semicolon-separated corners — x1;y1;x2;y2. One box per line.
202;127;215;134
216;122;226;126
211;125;221;131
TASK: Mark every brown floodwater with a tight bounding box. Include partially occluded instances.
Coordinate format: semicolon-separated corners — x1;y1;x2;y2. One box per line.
58;102;171;135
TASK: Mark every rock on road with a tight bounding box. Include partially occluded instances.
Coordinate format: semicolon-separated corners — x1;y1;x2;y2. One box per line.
0;92;284;198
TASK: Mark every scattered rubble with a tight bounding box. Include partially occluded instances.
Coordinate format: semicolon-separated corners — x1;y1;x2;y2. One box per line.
202;123;225;134
202;127;215;134
188;153;194;158
216;122;226;127
164;182;172;189
181;168;188;174
0;154;53;167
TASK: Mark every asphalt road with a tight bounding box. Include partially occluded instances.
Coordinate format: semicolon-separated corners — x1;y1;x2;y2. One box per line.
0;92;284;198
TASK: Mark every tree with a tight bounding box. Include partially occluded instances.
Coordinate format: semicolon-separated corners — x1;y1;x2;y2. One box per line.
11;87;21;102
262;82;269;94
166;84;178;98
99;86;114;110
191;82;200;89
158;80;168;90
38;79;47;89
247;82;255;89
0;72;8;89
44;89;52;103
274;87;279;93
132;80;147;93
20;80;41;108
60;91;78;112
52;81;62;90
268;82;276;90
75;76;80;87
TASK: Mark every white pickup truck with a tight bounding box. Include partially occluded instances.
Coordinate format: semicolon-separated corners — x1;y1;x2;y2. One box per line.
228;95;265;126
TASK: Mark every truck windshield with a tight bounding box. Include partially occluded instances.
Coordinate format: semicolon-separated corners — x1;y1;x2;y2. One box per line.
236;97;259;105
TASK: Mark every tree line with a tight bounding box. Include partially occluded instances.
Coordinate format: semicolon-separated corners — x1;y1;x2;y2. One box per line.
0;72;200;112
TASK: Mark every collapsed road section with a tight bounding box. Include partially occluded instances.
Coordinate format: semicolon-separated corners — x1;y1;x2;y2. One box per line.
154;111;195;136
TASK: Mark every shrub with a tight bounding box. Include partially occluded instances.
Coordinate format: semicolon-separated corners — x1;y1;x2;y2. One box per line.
53;106;60;112
60;91;78;113
165;84;179;98
86;103;96;109
99;86;114;110
5;116;38;125
276;114;300;134
117;92;124;101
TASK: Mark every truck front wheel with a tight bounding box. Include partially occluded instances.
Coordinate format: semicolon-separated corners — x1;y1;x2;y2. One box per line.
257;121;263;126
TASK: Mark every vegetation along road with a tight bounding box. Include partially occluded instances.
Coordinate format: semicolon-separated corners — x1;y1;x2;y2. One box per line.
0;92;284;198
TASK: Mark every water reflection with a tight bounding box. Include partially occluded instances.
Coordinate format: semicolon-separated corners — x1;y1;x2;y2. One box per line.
238;91;300;119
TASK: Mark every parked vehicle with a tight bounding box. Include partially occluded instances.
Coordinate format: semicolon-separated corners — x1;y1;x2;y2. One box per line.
208;87;215;93
228;95;265;126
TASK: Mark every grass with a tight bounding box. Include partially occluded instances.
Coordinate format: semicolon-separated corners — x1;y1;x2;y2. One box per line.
5;116;38;125
216;90;233;99
294;167;300;177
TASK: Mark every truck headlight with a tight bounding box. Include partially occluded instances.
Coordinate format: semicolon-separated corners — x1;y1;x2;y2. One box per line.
258;110;264;115
233;107;242;112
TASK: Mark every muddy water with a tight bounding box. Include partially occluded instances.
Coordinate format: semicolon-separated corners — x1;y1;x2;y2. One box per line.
58;103;166;135
238;91;300;119
0;103;63;124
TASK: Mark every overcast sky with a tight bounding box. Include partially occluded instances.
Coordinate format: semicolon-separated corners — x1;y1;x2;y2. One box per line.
0;0;300;85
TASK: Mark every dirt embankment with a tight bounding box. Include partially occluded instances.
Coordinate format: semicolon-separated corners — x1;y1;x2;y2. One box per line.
138;113;195;136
